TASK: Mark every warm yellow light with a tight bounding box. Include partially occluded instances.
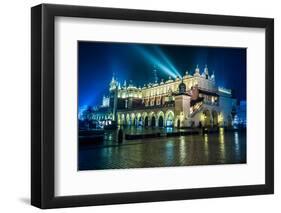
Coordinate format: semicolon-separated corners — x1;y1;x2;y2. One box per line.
200;113;205;121
218;114;224;123
179;112;184;122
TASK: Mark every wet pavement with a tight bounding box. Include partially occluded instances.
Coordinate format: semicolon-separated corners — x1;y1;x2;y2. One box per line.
78;128;246;170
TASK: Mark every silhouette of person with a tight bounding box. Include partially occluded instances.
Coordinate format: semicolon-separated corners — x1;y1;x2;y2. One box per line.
118;129;123;144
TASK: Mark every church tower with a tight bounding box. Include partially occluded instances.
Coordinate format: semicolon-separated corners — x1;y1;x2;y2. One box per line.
174;80;191;127
203;64;209;79
109;73;118;121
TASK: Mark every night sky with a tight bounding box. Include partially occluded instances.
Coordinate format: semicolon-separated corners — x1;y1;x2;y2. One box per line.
78;41;246;108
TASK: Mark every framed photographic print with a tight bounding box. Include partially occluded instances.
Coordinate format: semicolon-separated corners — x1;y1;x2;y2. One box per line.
31;4;274;209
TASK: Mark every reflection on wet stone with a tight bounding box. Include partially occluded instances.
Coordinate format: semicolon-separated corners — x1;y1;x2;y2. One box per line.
79;127;246;170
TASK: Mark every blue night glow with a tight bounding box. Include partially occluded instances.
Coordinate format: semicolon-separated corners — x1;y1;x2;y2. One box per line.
78;42;246;108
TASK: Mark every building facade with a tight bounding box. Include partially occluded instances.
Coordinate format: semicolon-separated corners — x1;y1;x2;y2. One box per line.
86;65;237;128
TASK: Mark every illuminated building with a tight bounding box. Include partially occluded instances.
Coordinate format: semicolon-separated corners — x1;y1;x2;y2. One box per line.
87;65;237;128
233;100;247;128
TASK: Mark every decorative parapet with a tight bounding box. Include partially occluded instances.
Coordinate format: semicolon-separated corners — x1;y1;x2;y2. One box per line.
218;87;232;96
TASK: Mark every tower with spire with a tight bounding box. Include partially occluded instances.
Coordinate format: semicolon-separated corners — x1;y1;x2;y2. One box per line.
123;80;127;88
194;64;201;77
202;64;209;79
109;73;118;91
109;73;118;121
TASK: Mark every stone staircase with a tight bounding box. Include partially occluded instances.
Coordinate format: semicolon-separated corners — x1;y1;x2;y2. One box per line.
190;101;203;117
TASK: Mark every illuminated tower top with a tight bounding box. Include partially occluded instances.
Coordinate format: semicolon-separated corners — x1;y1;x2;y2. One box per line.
194;64;201;77
183;70;190;79
123;80;127;88
109;73;118;91
202;64;209;79
204;64;209;76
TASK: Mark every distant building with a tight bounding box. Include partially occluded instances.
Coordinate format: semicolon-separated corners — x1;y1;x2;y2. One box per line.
84;65;237;128
233;100;246;128
102;95;110;107
78;105;87;120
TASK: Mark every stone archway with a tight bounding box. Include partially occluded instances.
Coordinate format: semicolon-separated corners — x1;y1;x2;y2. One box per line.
131;113;136;126
151;116;156;127
157;111;165;128
144;116;149;127
165;111;174;127
202;110;211;127
138;116;142;126
126;114;130;126
136;113;142;126
158;115;164;127
218;112;224;126
212;110;218;127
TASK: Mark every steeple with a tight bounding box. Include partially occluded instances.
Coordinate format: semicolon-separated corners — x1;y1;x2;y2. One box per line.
202;64;209;79
111;72;115;82
204;64;209;76
109;73;118;91
194;64;201;77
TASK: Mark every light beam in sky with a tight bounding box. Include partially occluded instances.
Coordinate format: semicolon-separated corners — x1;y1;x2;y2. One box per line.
133;45;178;79
153;46;182;78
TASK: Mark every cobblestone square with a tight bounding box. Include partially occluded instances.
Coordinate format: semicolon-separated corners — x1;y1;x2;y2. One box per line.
79;129;246;170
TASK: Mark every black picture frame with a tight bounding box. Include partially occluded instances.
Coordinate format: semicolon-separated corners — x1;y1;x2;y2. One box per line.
31;3;274;209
